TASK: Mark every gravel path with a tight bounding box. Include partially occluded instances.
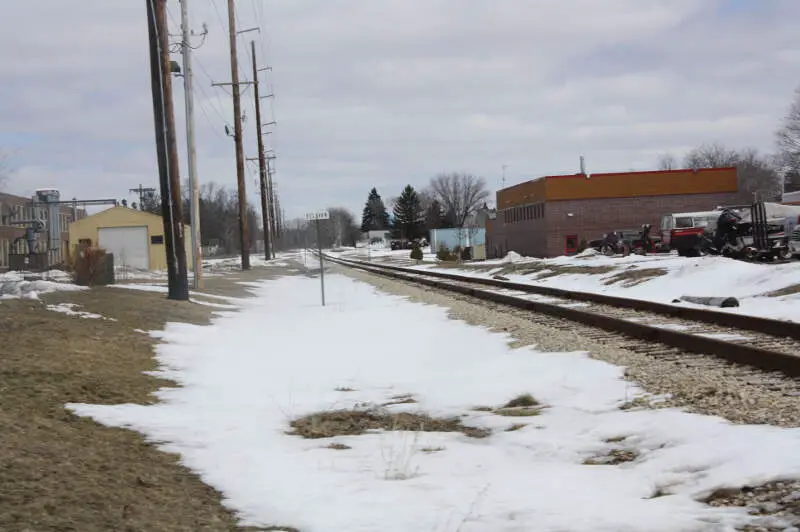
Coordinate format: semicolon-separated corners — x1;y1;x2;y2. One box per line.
335;264;800;531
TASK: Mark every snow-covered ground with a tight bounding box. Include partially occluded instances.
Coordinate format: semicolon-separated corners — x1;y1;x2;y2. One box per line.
332;247;800;323
0;270;85;301
68;273;800;531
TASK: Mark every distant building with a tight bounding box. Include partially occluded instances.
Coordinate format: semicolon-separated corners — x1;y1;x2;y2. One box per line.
0;191;84;270
69;206;192;271
364;230;391;248
488;167;745;258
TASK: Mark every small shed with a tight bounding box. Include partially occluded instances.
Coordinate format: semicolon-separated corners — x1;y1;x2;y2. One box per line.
430;228;487;260
68;207;192;271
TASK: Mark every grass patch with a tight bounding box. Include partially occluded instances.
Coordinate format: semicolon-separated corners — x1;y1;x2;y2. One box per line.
326;443;351;450
503;394;539;408
505;423;527;432
495;407;541;417
766;284;800;297
0;265;288;531
619;397;652;410
382;393;417;406
335;386;355;392
421;446;446;453
288;409;491;439
472;406;494;412
583;449;639;465
603;267;668;287
604;435;628;443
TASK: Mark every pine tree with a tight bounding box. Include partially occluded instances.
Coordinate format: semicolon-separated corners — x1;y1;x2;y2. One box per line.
360;188;390;232
392;185;423;240
424;199;447;233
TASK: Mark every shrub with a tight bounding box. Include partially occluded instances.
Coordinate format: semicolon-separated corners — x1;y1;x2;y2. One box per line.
460;247;472;261
410;245;423;260
72;247;115;286
436;245;453;261
577;239;588;253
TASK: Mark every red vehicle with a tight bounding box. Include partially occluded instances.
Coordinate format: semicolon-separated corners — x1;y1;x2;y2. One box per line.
659;210;720;256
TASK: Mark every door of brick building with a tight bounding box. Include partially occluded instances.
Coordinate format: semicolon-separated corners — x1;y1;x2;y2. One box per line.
565;234;578;255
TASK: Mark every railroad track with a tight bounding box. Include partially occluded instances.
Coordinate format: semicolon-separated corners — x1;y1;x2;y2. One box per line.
325;254;800;379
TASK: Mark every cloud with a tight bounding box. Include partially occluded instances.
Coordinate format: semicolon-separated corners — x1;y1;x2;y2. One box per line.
1;0;800;220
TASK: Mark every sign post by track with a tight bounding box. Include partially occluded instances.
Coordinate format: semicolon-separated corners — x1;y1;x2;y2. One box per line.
305;210;329;306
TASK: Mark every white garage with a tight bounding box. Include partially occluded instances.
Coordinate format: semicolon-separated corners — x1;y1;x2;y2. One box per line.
98;226;150;270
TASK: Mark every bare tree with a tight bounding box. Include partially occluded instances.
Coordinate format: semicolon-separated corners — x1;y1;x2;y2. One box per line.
682;143;780;201
326;207;360;248
657;153;678;170
682;143;740;169
777;85;800;176
0;150;10;190
429;172;489;228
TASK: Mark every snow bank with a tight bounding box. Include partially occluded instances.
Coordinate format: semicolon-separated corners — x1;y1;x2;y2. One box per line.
68;274;800;531
418;252;800;322
0;271;84;300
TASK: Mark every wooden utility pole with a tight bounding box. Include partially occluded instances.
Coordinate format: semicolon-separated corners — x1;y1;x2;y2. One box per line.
145;0;189;301
267;156;278;257
227;0;250;270
179;0;203;288
251;41;272;261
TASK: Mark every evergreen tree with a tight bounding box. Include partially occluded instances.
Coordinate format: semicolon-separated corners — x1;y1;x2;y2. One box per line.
424;199;448;233
360;188;390;232
391;185;423;240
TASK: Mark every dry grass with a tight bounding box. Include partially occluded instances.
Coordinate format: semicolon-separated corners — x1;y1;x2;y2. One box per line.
766;284;800;297
471;406;494;412
334;386;356;392
583;449;639;465
326;443;351;450
288;409;491;440
382;393;417;406
0;265;289;531
421;446;446;453
603;267;668;287
505;423;527;432
604;435;628;443
495;407;542;417
503;394;539;408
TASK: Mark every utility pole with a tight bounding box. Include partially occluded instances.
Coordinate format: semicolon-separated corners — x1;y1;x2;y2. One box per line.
267;155;278;258
226;0;249;269
145;0;189;301
129;184;156;209
179;0;203;288
250;40;272;261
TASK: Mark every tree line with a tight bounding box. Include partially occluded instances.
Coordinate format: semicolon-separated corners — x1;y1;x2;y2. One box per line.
657;86;800;200
140;181;282;255
276;172;491;250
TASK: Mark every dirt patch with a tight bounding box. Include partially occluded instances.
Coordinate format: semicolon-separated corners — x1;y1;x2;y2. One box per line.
0;265;289;531
288;409;491;439
583;449;639;465
766;284;800;297
703;480;800;530
603;267;668;287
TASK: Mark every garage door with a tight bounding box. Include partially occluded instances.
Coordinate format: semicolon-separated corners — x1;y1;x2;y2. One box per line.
98;226;149;270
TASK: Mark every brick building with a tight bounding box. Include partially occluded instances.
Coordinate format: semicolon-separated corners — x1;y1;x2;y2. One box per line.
0;191;83;270
488;167;745;258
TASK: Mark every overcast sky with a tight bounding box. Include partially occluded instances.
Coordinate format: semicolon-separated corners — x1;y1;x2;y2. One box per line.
2;0;799;218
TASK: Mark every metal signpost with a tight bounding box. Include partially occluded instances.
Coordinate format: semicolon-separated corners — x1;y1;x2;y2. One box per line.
305;210;330;306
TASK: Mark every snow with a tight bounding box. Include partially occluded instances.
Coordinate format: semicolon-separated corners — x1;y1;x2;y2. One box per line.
46;302;116;321
68;273;800;531
395;252;800;323
0;271;85;300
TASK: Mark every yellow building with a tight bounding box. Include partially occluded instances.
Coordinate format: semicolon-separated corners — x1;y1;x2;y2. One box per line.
68;206;192;271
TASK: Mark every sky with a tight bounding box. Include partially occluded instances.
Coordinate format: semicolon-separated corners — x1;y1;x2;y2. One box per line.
1;0;800;219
